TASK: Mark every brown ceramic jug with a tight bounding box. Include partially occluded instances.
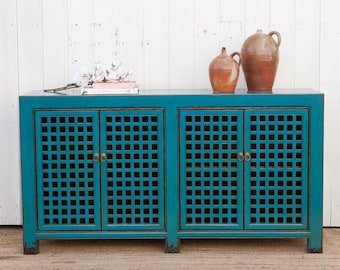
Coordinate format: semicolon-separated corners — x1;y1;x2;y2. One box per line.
209;47;241;93
241;29;281;92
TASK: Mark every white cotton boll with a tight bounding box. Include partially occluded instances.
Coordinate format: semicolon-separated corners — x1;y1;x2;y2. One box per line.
92;64;105;82
125;70;133;80
73;61;133;85
74;73;90;87
82;79;89;87
94;62;101;71
93;72;104;82
73;71;83;86
74;66;92;86
80;66;90;77
93;70;104;82
119;69;133;81
116;65;123;76
103;65;111;81
106;70;117;81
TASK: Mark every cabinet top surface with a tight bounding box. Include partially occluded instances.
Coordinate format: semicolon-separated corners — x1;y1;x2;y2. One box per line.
21;88;323;97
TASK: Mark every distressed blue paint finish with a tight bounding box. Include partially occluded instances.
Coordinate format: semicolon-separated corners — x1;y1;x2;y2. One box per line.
244;109;309;230
307;95;324;253
20;89;323;254
20;97;39;254
35;111;101;231
100;110;165;230
179;110;244;230
164;105;180;253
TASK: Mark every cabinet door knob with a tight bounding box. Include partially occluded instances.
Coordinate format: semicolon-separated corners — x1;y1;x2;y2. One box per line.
237;152;244;161
100;153;107;162
93;153;100;162
244;152;251;161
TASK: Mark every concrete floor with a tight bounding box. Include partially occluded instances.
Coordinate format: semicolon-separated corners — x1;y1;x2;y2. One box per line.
1;227;340;269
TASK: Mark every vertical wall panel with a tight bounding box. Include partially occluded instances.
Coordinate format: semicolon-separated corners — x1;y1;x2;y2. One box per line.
42;0;68;88
320;0;340;226
17;0;44;94
116;0;145;87
295;0;321;89
0;0;21;224
219;0;245;50
92;0;119;64
244;0;271;36
143;0;169;89
270;0;296;89
67;0;94;81
194;0;220;90
169;0;195;91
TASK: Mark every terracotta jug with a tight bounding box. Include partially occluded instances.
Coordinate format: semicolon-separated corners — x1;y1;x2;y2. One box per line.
241;29;281;92
209;47;241;93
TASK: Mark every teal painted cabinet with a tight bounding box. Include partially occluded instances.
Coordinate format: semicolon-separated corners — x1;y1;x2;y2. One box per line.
20;89;323;254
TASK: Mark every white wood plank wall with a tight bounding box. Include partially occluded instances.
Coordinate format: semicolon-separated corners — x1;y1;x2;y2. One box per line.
0;0;339;226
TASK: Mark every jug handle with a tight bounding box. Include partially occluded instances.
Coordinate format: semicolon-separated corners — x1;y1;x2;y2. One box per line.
231;52;241;65
268;31;281;48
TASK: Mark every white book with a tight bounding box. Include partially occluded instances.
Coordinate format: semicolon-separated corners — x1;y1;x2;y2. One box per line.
81;87;139;95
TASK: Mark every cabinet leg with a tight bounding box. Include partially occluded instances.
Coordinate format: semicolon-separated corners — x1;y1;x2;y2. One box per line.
24;240;39;255
307;237;322;253
165;238;180;253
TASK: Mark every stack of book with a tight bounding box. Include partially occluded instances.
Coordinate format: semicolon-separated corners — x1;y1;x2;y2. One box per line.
81;81;139;95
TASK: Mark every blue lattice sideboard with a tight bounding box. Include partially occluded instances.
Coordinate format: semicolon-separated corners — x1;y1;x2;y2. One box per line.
20;89;324;254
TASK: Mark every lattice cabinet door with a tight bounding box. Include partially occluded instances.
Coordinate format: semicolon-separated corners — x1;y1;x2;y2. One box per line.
179;110;244;230
244;109;309;229
35;111;101;230
100;110;165;230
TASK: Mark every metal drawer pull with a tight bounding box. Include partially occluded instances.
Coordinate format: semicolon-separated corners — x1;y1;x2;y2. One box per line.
237;152;244;161
100;153;107;162
93;153;100;162
244;152;251;161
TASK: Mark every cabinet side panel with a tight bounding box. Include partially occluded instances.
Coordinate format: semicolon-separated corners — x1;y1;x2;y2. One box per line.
20;99;39;252
308;95;323;252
